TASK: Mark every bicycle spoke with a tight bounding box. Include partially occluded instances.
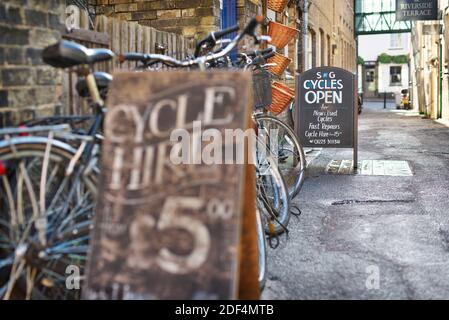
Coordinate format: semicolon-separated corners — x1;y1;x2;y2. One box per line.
0;255;15;270
1;176;18;237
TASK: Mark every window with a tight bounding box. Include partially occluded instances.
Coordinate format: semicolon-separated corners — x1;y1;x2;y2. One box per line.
390;66;402;85
306;30;315;70
366;69;375;82
390;34;402;48
320;29;325;66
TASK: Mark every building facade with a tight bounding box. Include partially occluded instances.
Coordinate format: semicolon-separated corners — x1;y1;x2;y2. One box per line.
0;0;357;127
359;33;411;98
305;0;357;72
91;0;357;73
410;0;449;120
92;0;262;39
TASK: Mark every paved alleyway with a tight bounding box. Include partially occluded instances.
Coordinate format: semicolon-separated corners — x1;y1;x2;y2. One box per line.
262;101;449;300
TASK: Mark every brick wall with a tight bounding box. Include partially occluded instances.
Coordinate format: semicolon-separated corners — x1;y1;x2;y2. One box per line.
237;0;261;26
307;0;356;71
92;0;222;39
0;0;66;128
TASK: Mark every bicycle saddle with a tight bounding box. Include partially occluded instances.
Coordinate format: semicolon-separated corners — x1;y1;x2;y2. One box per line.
42;40;114;68
76;72;112;98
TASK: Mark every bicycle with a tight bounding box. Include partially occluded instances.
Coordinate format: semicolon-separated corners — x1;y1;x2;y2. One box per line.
0;17;288;298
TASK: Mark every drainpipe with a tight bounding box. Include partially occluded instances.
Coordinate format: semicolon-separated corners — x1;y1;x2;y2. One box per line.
439;34;443;119
302;0;309;71
296;2;303;73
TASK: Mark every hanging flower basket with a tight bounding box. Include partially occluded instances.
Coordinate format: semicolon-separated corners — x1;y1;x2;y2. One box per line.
267;21;299;49
268;82;295;115
268;0;289;13
267;52;292;77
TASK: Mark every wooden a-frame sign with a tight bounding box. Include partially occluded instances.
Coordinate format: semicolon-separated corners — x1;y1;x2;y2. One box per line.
83;71;259;300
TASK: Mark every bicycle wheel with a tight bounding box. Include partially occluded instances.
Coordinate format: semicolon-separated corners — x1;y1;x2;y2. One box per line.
256;152;290;236
0;137;97;300
255;114;306;200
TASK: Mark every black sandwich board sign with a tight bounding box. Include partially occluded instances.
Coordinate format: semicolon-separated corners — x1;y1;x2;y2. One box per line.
296;67;358;167
396;0;439;21
83;71;253;300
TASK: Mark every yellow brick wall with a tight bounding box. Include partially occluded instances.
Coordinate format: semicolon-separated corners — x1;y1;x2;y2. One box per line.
308;0;356;72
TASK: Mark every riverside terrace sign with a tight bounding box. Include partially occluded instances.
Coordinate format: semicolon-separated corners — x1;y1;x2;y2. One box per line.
396;0;439;21
296;67;358;167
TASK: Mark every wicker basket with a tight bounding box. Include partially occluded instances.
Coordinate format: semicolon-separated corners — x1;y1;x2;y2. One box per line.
267;21;299;49
267;53;292;77
268;0;289;12
272;81;295;96
268;82;295;115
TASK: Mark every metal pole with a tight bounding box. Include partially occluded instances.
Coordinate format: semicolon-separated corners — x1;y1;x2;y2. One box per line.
296;2;303;73
439;30;443;118
354;75;359;170
384;92;387;109
262;0;267;48
303;0;309;71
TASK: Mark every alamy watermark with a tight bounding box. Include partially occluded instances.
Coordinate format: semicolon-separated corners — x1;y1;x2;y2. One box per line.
66;265;81;290
365;265;380;290
169;121;279;166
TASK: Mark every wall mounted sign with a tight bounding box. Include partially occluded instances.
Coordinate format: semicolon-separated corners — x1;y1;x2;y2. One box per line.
296;67;358;166
83;71;252;300
396;0;439;21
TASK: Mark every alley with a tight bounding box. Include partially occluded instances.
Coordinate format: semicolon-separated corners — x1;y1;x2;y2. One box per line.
262;101;449;299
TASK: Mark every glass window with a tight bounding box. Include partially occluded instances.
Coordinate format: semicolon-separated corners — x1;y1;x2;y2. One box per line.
390;66;402;85
306;31;313;70
366;70;375;82
390;34;402;48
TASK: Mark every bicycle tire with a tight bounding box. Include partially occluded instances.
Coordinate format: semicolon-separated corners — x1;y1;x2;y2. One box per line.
255;114;306;199
0;137;97;300
256;154;290;236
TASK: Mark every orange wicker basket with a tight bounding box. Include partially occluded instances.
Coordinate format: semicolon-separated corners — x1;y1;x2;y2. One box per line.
267;52;292;77
272;81;295;96
268;82;295;115
268;0;289;12
267;21;299;49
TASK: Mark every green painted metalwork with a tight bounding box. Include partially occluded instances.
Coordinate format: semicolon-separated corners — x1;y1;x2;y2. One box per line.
355;0;412;35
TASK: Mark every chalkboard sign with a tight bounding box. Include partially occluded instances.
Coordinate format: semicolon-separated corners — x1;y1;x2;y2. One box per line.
83;71;252;300
296;67;358;167
396;0;438;21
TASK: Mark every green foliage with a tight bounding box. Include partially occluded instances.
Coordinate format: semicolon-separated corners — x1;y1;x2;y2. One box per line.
378;53;392;64
357;56;365;65
377;53;409;64
392;55;409;64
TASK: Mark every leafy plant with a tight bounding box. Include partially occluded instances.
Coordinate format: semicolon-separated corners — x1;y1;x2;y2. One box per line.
377;53;409;64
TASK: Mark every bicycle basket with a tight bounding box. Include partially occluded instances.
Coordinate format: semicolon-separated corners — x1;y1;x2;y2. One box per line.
267;82;295;115
253;69;273;109
268;0;289;13
267;21;299;50
267;52;292;77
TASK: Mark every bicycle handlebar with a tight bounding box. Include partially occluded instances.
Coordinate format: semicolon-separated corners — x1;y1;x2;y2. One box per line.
239;47;274;60
194;24;240;57
262;51;276;60
242;16;261;42
250;51;275;67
